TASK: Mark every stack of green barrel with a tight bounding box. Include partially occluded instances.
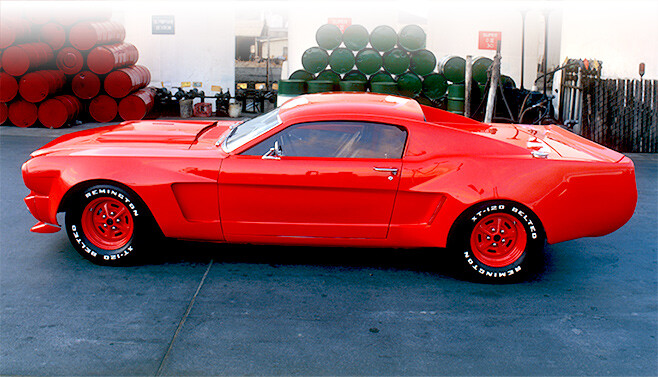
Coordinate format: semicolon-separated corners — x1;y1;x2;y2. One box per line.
279;23;451;104
438;55;494;114
437;55;517;114
278;23;516;114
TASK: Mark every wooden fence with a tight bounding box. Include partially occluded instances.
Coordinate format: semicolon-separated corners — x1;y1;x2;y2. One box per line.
580;78;658;153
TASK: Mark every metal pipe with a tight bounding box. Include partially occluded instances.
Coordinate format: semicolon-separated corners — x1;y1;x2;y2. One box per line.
574;65;583;133
543;10;549;97
520;10;527;89
266;22;271;90
464;55;472;118
484;43;501;123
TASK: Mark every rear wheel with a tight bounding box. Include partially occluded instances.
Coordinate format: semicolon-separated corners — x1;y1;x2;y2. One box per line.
454;201;545;282
65;184;152;265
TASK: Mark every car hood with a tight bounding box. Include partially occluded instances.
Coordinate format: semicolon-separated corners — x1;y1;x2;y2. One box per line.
31;120;241;157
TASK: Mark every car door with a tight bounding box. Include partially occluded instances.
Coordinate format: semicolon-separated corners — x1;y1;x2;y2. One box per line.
218;121;407;239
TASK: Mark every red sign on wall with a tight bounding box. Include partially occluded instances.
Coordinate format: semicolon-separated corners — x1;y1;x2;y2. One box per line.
478;31;501;50
328;18;352;33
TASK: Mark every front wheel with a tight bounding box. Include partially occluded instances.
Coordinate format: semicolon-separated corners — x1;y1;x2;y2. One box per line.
65;184;153;265
454;201;545;283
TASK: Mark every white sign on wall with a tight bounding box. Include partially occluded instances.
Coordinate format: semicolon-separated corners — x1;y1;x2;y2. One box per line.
152;15;175;35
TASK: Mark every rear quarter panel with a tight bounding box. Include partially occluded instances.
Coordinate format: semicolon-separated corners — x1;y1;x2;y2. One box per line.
391;121;637;247
528;157;637;243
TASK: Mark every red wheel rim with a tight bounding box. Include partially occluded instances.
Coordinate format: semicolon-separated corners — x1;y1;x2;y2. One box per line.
81;197;134;250
470;213;527;268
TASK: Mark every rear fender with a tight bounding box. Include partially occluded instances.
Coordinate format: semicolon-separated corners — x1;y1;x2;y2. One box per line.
447;200;546;248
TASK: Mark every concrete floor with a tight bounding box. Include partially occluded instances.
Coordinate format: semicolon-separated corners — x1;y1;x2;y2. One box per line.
1;122;656;376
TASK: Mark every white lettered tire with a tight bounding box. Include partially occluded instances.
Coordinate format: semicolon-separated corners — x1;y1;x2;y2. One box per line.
65;184;152;265
453;201;545;283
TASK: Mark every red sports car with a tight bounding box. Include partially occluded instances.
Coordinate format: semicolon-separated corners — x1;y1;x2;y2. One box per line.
22;93;637;282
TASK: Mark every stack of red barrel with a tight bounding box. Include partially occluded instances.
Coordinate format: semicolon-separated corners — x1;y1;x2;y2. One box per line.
1;10;155;128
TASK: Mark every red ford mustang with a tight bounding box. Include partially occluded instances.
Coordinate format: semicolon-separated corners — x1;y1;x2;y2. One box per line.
22;93;637;282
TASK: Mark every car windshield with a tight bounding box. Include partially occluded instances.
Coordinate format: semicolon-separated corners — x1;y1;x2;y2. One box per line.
223;109;281;153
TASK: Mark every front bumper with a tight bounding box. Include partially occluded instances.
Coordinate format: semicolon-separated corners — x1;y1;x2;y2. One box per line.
24;192;61;233
30;221;61;233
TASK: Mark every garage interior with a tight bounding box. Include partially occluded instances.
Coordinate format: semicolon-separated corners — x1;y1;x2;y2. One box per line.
0;0;656;375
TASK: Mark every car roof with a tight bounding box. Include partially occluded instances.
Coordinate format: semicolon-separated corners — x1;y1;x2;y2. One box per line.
277;92;426;123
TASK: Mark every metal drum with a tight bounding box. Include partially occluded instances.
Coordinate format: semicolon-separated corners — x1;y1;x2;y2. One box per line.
288;70;315;81
315;24;342;50
8;100;38;127
369;25;397;52
416;96;434;106
0;19;31;49
343;70;367;83
301;47;329;74
87;43;139;75
277;79;306;106
342;24;369;51
472;56;493;85
398;25;426;51
1;43;54;77
382;48;410;76
39;23;67;50
119;87;156;120
89;95;118;122
447;84;465;114
478;83;487;99
72;71;102;99
69;21;126;51
0;102;7;125
355;48;382;75
316;69;341;86
439;55;466;84
396;72;422;97
278;79;306;95
370;82;397;94
329;47;355;74
56;47;85;75
501;75;516;88
422;73;449;100
368;71;395;88
25;11;52;25
339;80;366;92
104;65;151;98
410;49;436;76
0;73;19;102
38;95;81;129
19;70;66;103
306;80;335;93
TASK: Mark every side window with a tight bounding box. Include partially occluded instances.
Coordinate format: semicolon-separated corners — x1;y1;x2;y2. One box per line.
242;122;407;159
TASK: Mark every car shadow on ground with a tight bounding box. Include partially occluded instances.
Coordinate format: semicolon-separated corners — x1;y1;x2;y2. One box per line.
142;238;552;283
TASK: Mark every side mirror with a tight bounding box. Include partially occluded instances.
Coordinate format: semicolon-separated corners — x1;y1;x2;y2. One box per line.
262;140;283;160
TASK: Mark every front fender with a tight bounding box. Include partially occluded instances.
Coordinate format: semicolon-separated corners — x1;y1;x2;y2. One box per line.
23;151;225;241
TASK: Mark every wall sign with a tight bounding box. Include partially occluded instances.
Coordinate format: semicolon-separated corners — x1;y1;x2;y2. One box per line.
328;18;352;33
478;31;501;50
152;15;175;35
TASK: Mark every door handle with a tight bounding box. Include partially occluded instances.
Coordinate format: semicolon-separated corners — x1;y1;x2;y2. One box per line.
373;167;398;175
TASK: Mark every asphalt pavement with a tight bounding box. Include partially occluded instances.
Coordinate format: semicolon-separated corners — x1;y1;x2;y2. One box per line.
1;123;656;376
